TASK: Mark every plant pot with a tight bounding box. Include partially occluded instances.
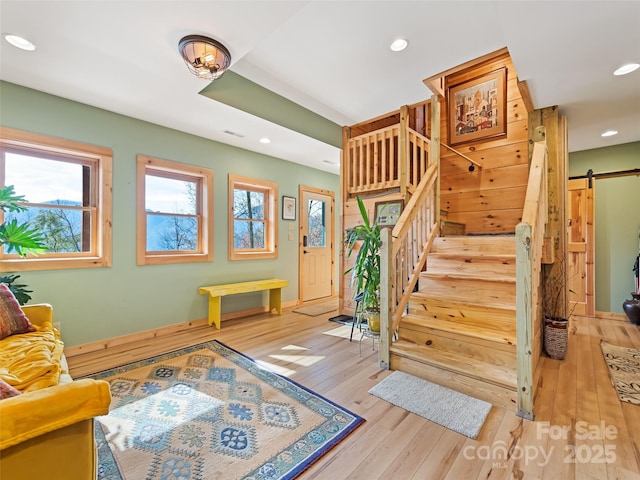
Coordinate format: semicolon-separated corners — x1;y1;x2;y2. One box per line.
365;311;380;333
544;316;568;360
622;292;640;325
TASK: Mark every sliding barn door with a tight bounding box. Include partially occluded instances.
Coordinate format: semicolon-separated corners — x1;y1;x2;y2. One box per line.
567;178;595;316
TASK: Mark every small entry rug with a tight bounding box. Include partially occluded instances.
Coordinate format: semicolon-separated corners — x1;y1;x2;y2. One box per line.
293;299;338;317
328;314;355;326
600;340;640;405
88;340;364;479
368;371;491;439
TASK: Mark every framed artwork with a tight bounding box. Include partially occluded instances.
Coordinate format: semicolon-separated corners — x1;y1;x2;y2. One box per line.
282;195;296;220
374;199;404;228
447;67;507;146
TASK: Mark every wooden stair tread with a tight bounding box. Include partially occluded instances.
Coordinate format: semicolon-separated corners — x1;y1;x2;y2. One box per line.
412;286;515;310
390;340;517;390
400;313;516;346
420;271;516;283
428;252;515;260
408;296;516;313
407;296;516;327
432;235;516;255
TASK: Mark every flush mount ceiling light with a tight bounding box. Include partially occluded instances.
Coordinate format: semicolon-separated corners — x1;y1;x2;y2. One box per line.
259;137;271;144
601;130;618;137
3;34;36;51
390;38;408;52
613;63;639;76
178;35;231;81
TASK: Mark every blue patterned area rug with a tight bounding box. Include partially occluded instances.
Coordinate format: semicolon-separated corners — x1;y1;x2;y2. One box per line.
88;340;364;480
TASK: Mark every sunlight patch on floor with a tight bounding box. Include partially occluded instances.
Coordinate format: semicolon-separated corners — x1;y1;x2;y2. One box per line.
269;354;325;367
280;344;309;351
322;325;353;339
255;359;296;377
99;388;222;452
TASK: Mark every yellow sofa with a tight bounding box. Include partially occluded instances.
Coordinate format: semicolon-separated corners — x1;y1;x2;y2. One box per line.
0;304;111;480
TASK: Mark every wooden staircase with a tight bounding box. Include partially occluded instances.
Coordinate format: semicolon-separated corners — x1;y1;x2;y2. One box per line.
389;235;518;409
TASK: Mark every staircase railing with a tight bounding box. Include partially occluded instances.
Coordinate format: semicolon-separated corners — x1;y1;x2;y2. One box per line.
379;164;440;367
515;140;548;420
345;106;430;196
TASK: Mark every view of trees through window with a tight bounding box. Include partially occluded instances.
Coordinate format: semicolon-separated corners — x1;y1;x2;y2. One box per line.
3;152;93;254
145;174;198;252
233;187;265;249
307;198;326;247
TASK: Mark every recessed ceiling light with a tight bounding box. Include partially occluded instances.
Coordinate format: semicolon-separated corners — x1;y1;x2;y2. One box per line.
3;34;36;51
613;63;639;76
259;137;271;144
390;38;408;52
601;130;618;137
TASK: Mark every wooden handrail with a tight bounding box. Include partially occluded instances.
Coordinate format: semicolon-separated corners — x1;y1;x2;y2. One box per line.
515;140;548;420
441;142;484;169
379;155;440;368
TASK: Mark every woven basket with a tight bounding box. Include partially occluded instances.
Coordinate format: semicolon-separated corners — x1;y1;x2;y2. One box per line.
544;317;568;360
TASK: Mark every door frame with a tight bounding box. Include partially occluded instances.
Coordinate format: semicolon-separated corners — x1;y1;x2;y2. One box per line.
298;185;335;303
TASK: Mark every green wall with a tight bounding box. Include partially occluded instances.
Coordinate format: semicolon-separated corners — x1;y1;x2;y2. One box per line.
0;81;340;347
569;142;640;314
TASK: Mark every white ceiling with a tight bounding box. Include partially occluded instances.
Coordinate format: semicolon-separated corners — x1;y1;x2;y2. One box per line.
1;1;639;175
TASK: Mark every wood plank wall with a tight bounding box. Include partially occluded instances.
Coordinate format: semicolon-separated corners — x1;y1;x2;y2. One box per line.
440;52;529;234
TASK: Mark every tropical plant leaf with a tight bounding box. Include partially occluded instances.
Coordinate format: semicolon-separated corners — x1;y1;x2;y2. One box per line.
0;218;47;256
0;185;28;213
344;196;382;311
0;274;33;305
356;196;371;230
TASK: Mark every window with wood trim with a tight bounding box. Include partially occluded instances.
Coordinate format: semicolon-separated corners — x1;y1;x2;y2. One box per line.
137;155;213;265
228;174;278;260
0;127;112;271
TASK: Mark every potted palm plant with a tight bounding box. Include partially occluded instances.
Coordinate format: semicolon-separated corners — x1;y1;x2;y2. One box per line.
0;185;46;304
344;196;381;332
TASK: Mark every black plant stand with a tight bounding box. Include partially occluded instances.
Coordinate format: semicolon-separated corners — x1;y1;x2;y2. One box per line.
350;292;365;342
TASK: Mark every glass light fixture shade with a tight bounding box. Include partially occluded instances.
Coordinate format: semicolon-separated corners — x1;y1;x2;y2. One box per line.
179;35;231;81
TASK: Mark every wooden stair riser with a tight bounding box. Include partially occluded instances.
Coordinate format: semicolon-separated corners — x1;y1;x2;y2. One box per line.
391;341;516;388
426;253;516;277
397;326;516;368
390;353;517;410
406;298;515;331
432;235;515;255
390;234;519;409
417;275;515;308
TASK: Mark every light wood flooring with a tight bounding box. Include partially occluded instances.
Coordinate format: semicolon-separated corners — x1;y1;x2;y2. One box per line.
67;309;640;480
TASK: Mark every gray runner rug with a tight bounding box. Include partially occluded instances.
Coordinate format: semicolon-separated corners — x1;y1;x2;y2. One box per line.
368;370;492;439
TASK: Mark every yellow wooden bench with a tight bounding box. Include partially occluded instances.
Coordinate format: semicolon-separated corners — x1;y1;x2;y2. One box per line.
198;279;289;329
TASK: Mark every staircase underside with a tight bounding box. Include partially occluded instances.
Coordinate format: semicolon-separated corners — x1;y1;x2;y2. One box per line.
390;235;518;410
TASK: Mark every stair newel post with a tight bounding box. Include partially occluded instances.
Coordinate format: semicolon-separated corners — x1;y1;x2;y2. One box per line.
379;227;393;369
515;221;535;420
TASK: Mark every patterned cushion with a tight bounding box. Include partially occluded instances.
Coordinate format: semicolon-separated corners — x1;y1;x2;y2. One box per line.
0;283;36;340
0;378;21;399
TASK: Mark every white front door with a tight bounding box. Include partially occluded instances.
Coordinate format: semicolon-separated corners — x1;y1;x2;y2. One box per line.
300;187;334;302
